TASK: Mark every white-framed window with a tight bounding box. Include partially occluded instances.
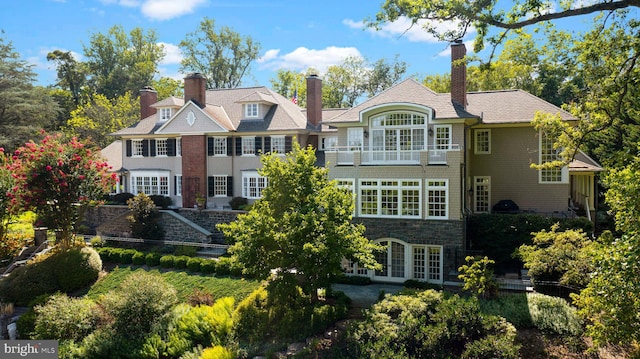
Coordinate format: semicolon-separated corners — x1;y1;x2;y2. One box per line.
474;129;491;154
159;108;172;121
212;175;228;197
271;136;285;154
176;175;182;196
539;131;568;183
336;178;355;215
342;259;369;276
434;125;451;149
321;136;338;150
358;179;421;218
426;180;448;219
370;112;426;160
347;128;363;150
176;138;182;156
374;239;406;280
214;137;227;156
132;139;144;157
242;137;255;156
474;176;491;213
131;171;170;196
413;245;443;283
242;172;267;199
156;138;167;156
245;103;258;118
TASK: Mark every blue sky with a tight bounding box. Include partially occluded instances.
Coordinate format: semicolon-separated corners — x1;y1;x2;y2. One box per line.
0;0;620;89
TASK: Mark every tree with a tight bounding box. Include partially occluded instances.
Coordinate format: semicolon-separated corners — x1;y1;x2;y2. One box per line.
365;54;408;97
269;69;309;107
6;132;117;247
83;25;164;98
65;92;139;148
179;17;261;89
127;193;164;240
152;77;183;100
46;50;88;107
0;34;60;151
217;142;381;303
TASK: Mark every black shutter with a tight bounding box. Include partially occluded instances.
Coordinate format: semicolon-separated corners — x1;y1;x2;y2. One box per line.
167;138;176;156
227;176;233;197
208;177;214;197
174;176;177;195
207;137;214;156
150;139;156;157
285;136;293;153
227;137;233;156
254;137;262;155
235;137;242;155
142;140;149;157
264;136;271;153
126;140;132;157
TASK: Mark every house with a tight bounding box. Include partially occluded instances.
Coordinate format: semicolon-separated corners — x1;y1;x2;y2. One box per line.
322;41;601;283
105;41;601;284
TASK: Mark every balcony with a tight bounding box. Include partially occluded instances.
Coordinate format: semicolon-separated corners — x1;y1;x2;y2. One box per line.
328;145;461;166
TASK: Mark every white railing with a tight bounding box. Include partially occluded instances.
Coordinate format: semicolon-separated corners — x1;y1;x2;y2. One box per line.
328;144;460;165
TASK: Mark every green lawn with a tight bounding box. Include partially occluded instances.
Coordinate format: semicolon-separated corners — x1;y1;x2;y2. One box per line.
86;266;261;302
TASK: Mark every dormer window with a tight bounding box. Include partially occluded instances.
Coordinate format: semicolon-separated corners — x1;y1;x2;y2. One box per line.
245;103;258;118
159;108;172;122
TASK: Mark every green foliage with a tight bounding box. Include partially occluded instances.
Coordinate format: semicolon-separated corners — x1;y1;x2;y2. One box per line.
160;254;175;268
33;293;99;341
15;294;53;339
468;213;593;273
117;248;137;264
179;17;261;89
218;141;381;303
110;192;134;205
173;255;189;269
233;286;270;345
518;224;593;288
458;256;498;299
403;279;443;291
51;246;102;292
228;197;248;210
127;193;164;240
347;289;519;358
215;256;243;277
132;251;146;265
145;252;161;267
200;259;216;274
200;346;235;359
98;271;178;339
149;194;173;209
174;245;198;257
479;293;533;329
333;273;372;285
527;293;583;337
187;257;202;272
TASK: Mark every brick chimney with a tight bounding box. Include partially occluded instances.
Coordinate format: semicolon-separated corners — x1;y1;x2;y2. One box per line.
306;74;322;128
451;40;467;109
184;73;206;108
139;86;157;119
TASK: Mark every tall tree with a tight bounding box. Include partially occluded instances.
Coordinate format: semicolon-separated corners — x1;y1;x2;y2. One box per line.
269;69;308;107
179;17;261;89
83;25;164;99
46;50;87;107
217;142;381;303
0;35;59;151
365;54;408;97
65;92;139;148
152;77;183;100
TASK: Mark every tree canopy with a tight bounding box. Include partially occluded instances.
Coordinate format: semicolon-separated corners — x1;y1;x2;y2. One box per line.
179;17;261;89
217;142;380;303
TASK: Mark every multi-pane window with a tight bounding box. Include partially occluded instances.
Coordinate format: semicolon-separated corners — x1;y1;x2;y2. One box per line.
413;246;442;283
539;131;566;183
245;103;258;118
214;137;227;156
159;108;172;121
413;247;426;280
213;175;227;197
434;125;451;149
474;176;491;213
426;180;448;219
176;138;182;156
347;128;363;150
321;137;338;150
358;179;421;218
242;172;267;199
175;175;182;196
375;240;406;279
370;112;427;161
242;137;255;155
156;139;167;156
132;139;143;157
271;136;285;153
427;247;442;282
474;129;491;154
131;173;169;195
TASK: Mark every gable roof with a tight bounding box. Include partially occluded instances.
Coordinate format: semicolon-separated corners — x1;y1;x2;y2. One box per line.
466;90;576;124
150;96;184;108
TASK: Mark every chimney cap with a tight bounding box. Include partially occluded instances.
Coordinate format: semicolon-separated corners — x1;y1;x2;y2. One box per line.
140;86;156;91
185;72;205;79
452;39;463;44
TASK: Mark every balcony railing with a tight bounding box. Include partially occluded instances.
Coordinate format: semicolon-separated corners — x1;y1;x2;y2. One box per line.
328;144;461;166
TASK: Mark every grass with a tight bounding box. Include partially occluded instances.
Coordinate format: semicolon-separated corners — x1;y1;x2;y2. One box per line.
86;266;261;302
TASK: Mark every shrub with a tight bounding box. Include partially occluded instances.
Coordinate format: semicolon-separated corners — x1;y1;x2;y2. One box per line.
51;246;102;292
458;256;498;299
15;294;53;339
149;194;173;209
403;279;443;291
229;197;248;210
201;346;234;359
127;193;164;240
160;255;175;268
216;256;242;276
333;273;371;285
233;287;270;344
89;236;105;247
187;288;215;306
174;245;198;257
33;293;99;341
200;259;216;274
110;192;135;205
145;252;162;267
174;255;189;269
479;293;533;329
132;251;146;265
527;292;583;336
187;257;202;272
98;271;178;339
118;248;137;264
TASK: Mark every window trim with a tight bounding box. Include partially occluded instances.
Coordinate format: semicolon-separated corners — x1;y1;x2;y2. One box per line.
131;139;144;157
155;138;168;157
412;245;443;284
213;175;228;197
130;170;170;196
474;129;491;154
358;179;422;219
241;137;255;156
270;135;285;154
539;131;568;184
426;179;448;220
433;124;451;150
159;108;172;122
245;103;259;118
320;136;338;150
242;171;267;199
175;175;182;196
213;136;227;156
474;176;491;213
347;128;363;150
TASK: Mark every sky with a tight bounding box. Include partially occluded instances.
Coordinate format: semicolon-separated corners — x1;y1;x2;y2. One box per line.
0;0;621;89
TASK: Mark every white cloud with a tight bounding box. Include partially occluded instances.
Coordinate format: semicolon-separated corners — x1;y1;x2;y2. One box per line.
140;0;206;20
257;49;280;64
344;16;474;43
159;42;183;65
99;0;139;6
157;67;185;81
436;40;475;58
258;46;362;73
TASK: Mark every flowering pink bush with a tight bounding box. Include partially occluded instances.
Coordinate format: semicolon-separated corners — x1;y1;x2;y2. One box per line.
6;132;117;247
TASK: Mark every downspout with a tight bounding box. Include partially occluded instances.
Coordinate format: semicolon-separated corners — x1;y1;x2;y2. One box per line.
462;113;483;250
